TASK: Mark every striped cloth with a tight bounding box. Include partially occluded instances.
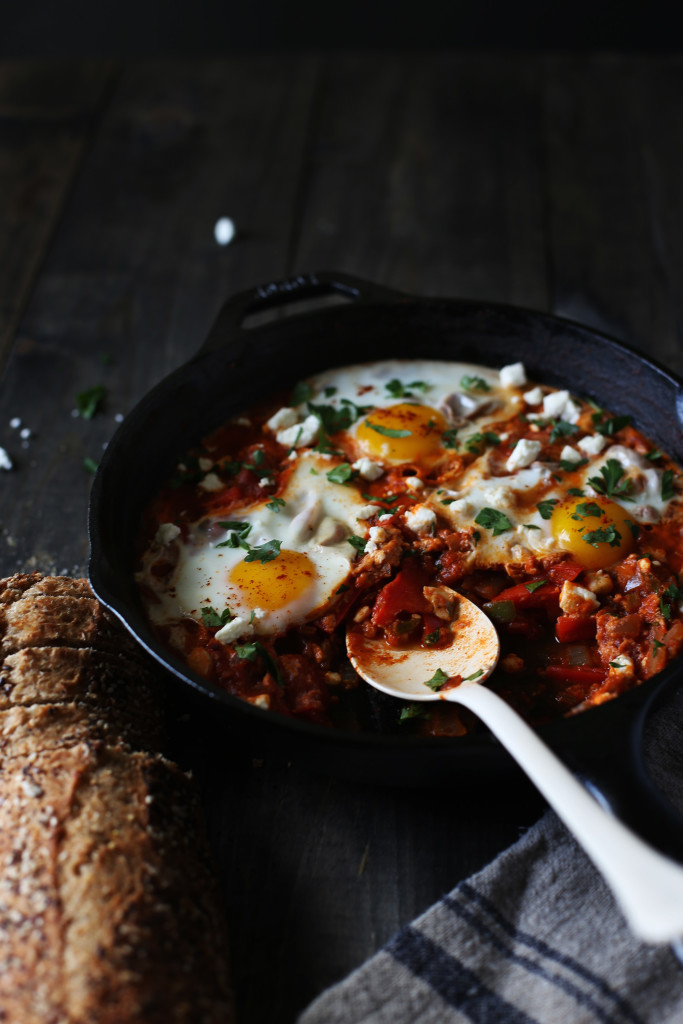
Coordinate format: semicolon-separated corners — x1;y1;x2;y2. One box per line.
299;691;683;1024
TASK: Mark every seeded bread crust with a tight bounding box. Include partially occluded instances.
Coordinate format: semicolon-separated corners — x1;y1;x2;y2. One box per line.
0;573;233;1024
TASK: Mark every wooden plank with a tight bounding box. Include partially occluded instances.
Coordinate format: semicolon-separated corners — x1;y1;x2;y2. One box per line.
0;60;114;368
290;53;549;310
542;54;683;374
0;56;320;580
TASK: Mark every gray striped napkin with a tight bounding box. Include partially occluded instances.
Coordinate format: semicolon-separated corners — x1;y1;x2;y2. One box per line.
299;690;683;1024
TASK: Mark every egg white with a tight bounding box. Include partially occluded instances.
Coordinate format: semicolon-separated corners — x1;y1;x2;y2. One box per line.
141;452;369;635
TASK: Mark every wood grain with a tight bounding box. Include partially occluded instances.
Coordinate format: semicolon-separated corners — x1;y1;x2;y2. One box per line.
0;60;114;370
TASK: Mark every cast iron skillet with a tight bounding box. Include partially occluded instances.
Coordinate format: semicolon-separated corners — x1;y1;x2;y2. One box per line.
89;271;683;861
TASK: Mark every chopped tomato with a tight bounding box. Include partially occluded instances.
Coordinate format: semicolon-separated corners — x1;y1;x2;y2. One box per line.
371;559;431;627
555;615;597;643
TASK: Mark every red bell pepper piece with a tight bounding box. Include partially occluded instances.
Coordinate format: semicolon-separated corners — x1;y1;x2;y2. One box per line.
371;559;431;627
491;580;560;610
555;614;597;643
544;665;606;686
546;561;584;585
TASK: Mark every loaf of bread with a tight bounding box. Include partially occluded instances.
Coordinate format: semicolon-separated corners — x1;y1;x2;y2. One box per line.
0;573;234;1024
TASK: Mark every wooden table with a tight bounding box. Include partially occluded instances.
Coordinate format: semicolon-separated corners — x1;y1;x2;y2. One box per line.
2;54;683;1022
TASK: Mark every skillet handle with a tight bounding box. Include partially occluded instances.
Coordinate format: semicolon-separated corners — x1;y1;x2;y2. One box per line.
560;676;683;864
199;271;406;355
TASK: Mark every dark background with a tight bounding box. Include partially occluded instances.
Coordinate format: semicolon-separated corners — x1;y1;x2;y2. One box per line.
2;0;681;56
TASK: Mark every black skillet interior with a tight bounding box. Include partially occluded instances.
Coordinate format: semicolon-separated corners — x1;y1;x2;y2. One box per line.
89;272;683;855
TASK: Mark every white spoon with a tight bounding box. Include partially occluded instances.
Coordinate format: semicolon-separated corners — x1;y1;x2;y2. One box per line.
347;593;683;944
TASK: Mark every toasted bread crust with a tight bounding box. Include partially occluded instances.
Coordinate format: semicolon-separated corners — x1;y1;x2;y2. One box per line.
0;574;233;1023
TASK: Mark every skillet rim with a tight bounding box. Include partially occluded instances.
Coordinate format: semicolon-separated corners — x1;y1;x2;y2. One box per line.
87;273;683;770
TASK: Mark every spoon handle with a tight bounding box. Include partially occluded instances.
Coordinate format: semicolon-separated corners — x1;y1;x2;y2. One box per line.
447;683;683;944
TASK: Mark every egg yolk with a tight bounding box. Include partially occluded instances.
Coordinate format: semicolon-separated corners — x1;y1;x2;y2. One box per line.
229;549;316;610
355;403;448;464
550;496;636;569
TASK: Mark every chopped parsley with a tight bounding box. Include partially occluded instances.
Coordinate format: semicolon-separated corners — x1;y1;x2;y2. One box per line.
569;501;604;521
266;497;286;513
244;539;282;563
463;669;484;681
83;456;98;474
595;414;634;436
460;375;491;392
76;383;106;419
399;704;432;722
324;386;337;397
523;523;541;530
582;525;622;548
327;462;357;485
385;378;430;398
549;420;578;443
474;507;513;536
662;469;675;501
472;529;481;545
625;519;640;539
465;431;500;454
588;459;633;501
646;449;663;462
653;638;665;653
537;498;559;520
524;579;548;593
308;400;356;438
216;521;252;548
347;534;367;552
235;641;283;686
567;487;585;497
424;668;449;691
201;606;233;629
291;380;313;405
660;583;683;622
424;629;441;645
560;457;589;472
364;419;412;439
441;427;460;449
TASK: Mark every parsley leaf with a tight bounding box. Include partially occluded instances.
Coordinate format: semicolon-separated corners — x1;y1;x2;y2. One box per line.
399;704;432;722
537;498;558;520
216;521;252;548
646;449;663;462
364;419;412;439
424;629;441;645
595;414;634;436
385;378;429;398
523;523;541;530
465;431;500;454
266;497;286;513
76;384;106;419
588;458;633;500
424;668;449;691
582;525;622;548
567;487;585;497
569;501;603;520
235;641;283;686
653;638;665;652
549;420;578;443
291;381;313;405
327;462;357;484
441;427;460;449
525;580;548;593
463;669;484;681
83;456;99;474
347;534;367;552
560;457;589;472
244;539;282;563
662;469;675;501
308;401;356;436
474;507;513;536
460;375;490;392
201;606;233;629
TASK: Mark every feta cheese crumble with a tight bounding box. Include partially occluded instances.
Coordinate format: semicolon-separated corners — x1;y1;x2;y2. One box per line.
499;362;527;388
506;438;542;472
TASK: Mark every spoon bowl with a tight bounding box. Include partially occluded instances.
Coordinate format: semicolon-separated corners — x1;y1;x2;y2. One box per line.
347;599;683;945
346;591;499;701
